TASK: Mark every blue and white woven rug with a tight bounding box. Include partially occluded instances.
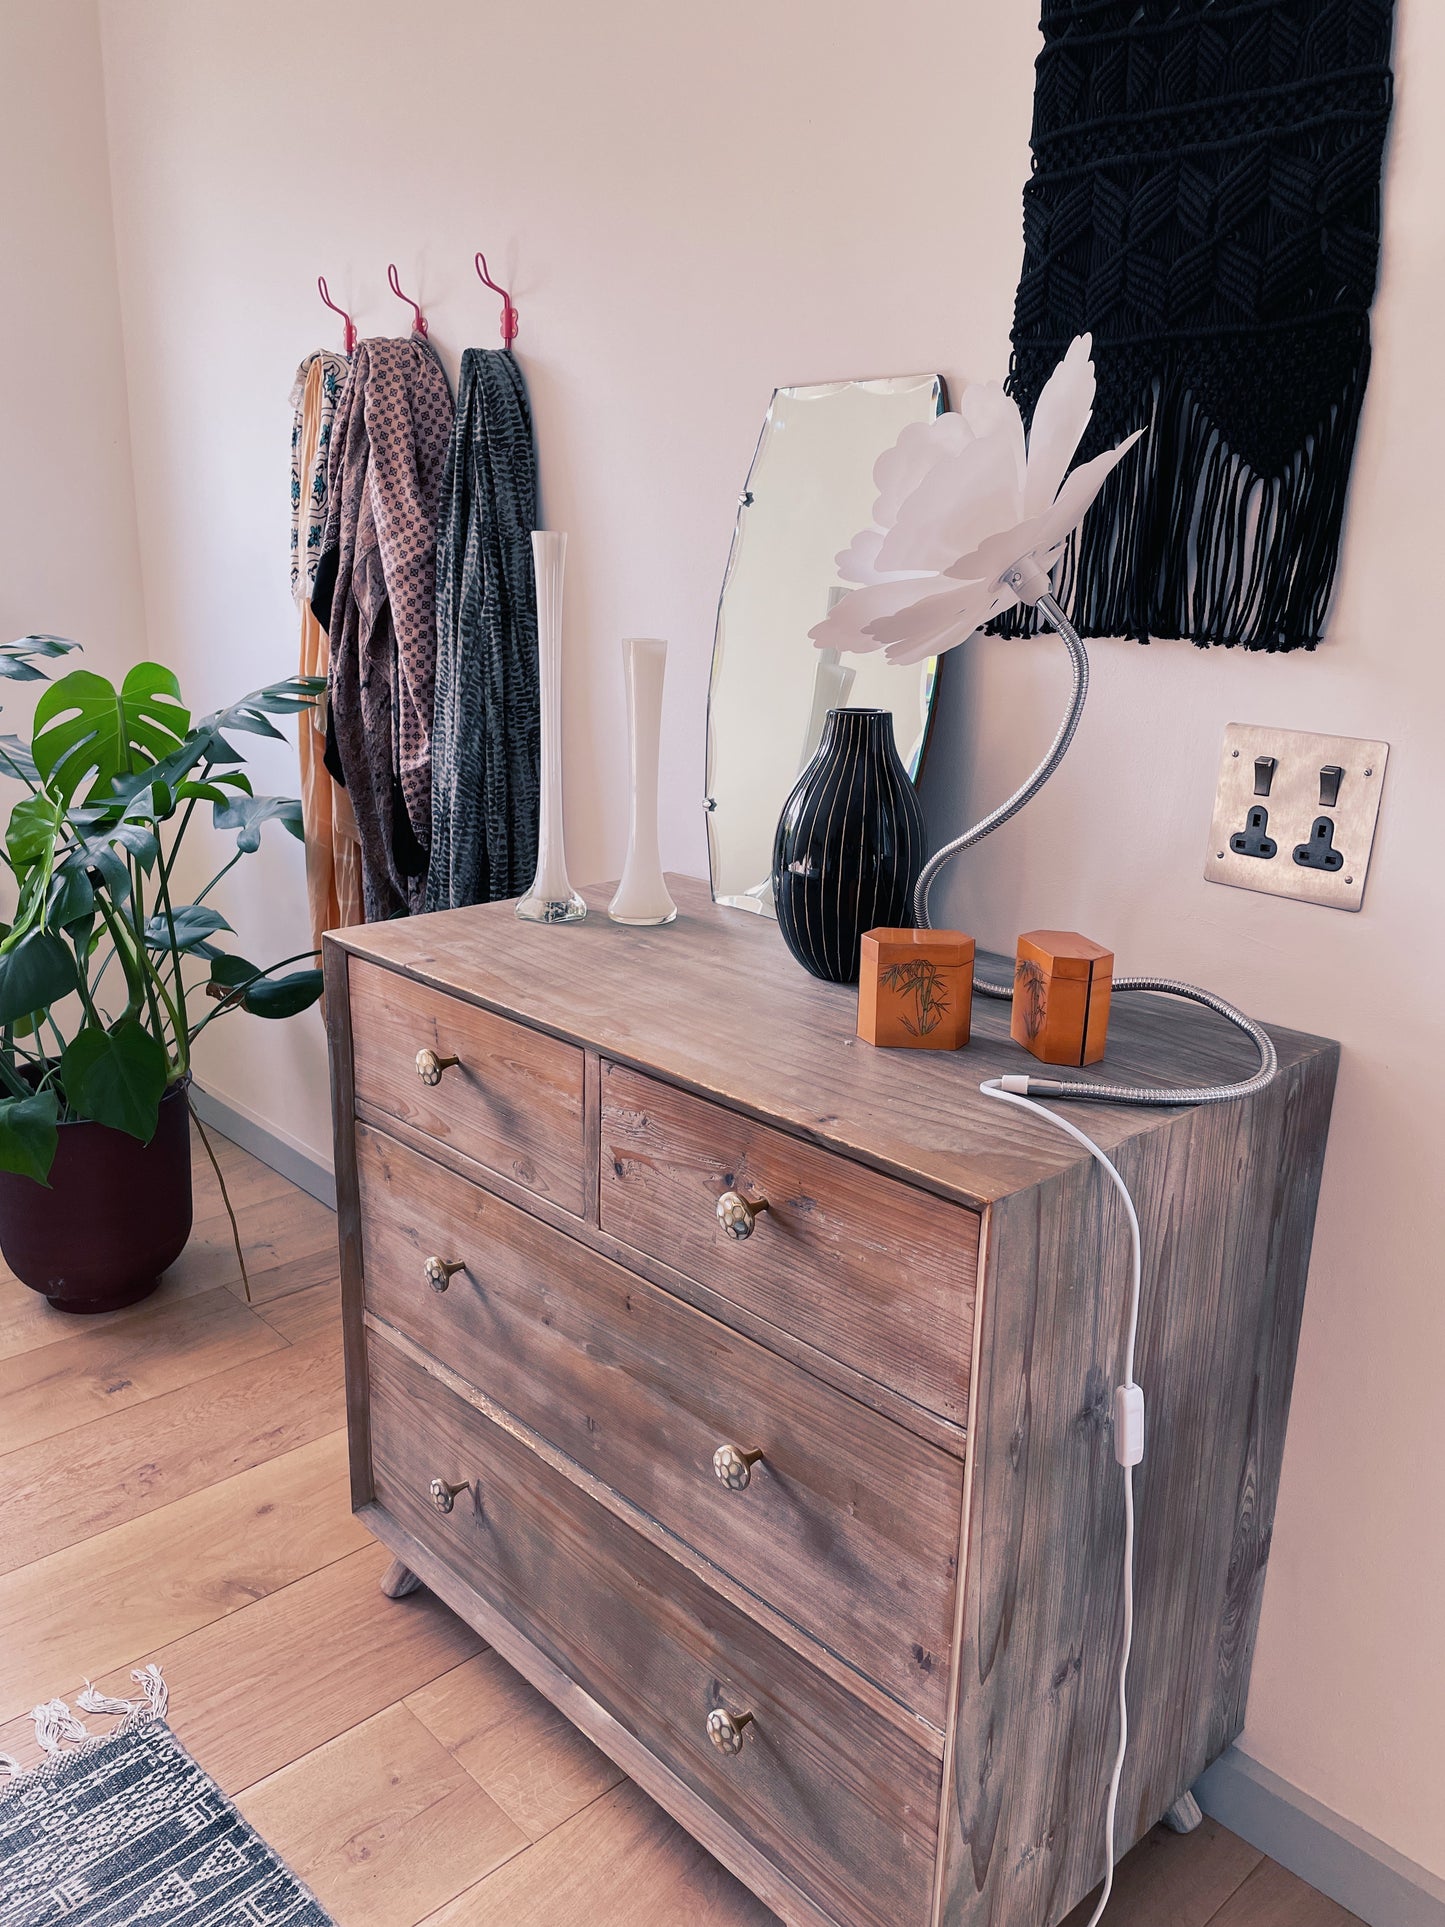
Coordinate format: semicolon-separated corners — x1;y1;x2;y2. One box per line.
0;1670;334;1926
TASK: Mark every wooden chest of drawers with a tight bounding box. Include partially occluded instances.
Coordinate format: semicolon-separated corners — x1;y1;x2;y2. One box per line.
326;876;1337;1927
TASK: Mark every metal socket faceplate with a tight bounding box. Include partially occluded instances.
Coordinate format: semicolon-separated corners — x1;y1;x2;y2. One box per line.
1205;723;1388;912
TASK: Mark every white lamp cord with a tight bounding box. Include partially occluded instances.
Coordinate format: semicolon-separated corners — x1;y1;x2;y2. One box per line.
907;570;1276;1915
981;1079;1142;1927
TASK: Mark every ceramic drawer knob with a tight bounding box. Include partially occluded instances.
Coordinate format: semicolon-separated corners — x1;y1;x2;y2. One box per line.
705;1706;754;1756
428;1477;469;1514
713;1443;764;1490
415;1048;460;1086
423;1255;464;1292
716;1189;769;1240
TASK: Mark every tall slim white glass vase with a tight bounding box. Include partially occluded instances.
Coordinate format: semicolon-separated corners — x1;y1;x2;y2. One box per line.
609;637;677;926
517;531;586;924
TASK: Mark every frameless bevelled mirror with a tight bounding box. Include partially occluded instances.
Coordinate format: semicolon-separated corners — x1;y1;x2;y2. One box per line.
705;373;946;915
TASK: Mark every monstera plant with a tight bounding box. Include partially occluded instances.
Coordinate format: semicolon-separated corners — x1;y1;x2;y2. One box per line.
0;634;325;1313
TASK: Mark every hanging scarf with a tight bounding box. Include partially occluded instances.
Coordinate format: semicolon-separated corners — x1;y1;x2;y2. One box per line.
290;350;347;601
311;335;453;919
290;351;364;946
425;349;541;911
1000;0;1395;652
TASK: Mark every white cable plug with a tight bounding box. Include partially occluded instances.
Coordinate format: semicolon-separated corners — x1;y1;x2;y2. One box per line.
980;1078;1143;1927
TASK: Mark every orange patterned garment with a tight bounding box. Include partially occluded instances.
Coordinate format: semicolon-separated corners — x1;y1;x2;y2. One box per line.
291;351;363;945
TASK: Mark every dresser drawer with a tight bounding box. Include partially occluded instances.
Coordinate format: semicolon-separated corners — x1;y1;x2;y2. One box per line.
368;1336;940;1927
357;1122;960;1724
600;1064;977;1424
346;959;585;1215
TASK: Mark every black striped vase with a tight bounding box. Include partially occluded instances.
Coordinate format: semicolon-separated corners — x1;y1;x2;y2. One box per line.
772;707;926;985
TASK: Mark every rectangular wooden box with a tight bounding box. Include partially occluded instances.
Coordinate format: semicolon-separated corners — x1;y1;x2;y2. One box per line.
327;876;1338;1927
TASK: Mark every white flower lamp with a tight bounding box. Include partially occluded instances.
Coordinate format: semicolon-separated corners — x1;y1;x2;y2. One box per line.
810;334;1143;925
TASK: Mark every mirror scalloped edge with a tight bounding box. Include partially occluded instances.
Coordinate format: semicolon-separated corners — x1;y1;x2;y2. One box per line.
705;373;948;917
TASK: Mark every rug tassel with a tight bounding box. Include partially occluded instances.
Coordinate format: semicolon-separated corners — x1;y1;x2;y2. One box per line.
0;1753;22;1780
31;1699;88;1756
77;1664;168;1721
77;1683;136;1717
134;1665;168;1718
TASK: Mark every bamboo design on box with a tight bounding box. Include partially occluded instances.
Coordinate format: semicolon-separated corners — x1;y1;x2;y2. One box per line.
880;959;950;1037
1015;956;1047;1042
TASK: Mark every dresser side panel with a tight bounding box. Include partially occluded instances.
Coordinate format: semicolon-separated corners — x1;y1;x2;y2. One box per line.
324;939;372;1511
939;1044;1338;1927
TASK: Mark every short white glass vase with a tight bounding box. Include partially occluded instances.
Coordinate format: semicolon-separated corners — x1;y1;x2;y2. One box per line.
609;637;677;927
517;531;587;924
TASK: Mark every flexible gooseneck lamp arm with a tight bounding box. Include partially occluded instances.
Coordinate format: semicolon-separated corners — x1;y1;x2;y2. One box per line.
912;566;1278;1108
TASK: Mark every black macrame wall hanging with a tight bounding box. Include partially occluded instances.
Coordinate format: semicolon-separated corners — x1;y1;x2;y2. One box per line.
1000;0;1395;651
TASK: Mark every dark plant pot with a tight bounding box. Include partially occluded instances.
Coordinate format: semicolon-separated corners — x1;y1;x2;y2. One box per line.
0;1077;193;1314
773;707;926;985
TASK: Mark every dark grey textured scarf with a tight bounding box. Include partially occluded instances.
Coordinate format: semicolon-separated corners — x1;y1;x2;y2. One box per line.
425;348;540;910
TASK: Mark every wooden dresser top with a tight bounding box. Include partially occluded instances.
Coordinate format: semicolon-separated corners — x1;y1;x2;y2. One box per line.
329;874;1337;1209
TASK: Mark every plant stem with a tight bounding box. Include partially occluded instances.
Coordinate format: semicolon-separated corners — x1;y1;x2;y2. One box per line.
194;847;243;905
94;893;144;1021
0;1046;30;1099
160;792;200;893
153;856;190;1047
127;858;169;1046
187;1092;251;1304
72;934;105;1030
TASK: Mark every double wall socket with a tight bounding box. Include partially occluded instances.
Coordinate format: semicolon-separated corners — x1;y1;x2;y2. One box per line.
1205;723;1388;912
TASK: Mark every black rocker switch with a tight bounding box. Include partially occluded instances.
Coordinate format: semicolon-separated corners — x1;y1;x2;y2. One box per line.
1318;764;1344;808
1253;755;1277;797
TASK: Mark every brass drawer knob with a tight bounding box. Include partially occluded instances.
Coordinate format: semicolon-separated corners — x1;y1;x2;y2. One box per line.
705;1706;754;1756
712;1443;763;1490
429;1477;469;1514
415;1048;460;1087
716;1189;769;1241
424;1255;464;1292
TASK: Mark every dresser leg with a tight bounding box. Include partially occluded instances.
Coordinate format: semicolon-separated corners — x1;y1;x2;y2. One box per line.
1162;1791;1204;1835
379;1558;424;1599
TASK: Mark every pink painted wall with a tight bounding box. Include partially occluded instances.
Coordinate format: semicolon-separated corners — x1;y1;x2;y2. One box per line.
3;0;1435;1882
0;0;145;680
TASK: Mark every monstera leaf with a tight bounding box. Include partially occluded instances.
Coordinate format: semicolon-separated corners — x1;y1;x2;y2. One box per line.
0;930;78;1024
0;1089;60;1183
32;664;191;808
59;1019;168;1141
143;903;233;958
5;791;64;879
241;968;324;1018
0;734;38;784
198;677;325;745
2;793;67;946
0;635;78;682
212;793;304;852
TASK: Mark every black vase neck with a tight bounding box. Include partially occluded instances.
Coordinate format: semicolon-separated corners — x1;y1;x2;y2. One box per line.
816;707;899;757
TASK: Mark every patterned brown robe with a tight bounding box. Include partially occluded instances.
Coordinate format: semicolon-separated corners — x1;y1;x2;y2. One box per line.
311;335;453;919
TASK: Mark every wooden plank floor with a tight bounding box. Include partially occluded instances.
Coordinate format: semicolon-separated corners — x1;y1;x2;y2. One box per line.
0;1126;1362;1927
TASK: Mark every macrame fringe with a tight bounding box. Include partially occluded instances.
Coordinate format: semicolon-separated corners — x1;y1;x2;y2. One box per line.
995;336;1371;652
